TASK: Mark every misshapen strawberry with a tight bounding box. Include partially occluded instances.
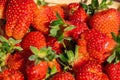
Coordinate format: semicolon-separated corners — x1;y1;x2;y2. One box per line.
5;0;36;39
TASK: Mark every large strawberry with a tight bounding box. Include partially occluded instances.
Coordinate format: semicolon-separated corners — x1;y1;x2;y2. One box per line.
21;31;46;50
5;0;36;39
83;29;116;63
50;72;75;80
75;60;106;80
89;8;120;38
0;69;24;80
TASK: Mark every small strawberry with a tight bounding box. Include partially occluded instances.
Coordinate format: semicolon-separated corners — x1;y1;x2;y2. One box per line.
105;62;120;80
5;0;35;39
68;2;80;16
69;7;88;23
0;35;23;68
46;36;63;54
50;72;75;80
26;46;59;80
0;0;8;19
0;69;24;80
89;8;120;38
75;60;104;80
83;29;116;63
6;50;32;73
21;31;46;50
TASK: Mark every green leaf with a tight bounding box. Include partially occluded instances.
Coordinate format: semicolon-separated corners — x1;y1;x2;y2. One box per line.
91;0;99;9
14;46;23;51
8;38;21;45
66;50;75;63
56;12;63;21
37;0;47;6
107;50;116;63
64;25;76;31
30;46;40;55
0;36;9;43
50;66;57;75
29;55;38;61
111;32;117;41
60;54;68;62
35;59;41;65
50;20;64;26
75;45;79;59
49;26;60;37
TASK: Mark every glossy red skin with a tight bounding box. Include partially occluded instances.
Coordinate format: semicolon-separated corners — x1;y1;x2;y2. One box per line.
5;0;35;39
51;72;75;80
21;31;46;50
83;29;116;63
105;62;120;80
0;69;24;80
89;8;120;38
6;50;32;73
26;61;48;80
69;7;88;23
75;60;103;80
66;22;88;40
46;36;63;54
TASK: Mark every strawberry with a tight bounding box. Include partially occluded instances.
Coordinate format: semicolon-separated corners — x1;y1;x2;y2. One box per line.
0;0;8;19
5;0;35;39
6;50;32;73
105;62;120;80
89;8;120;38
83;29;116;63
26;46;59;80
21;31;46;50
69;7;88;23
46;36;63;54
65;22;88;40
50;72;75;80
49;5;65;21
68;2;80;16
75;60;104;80
32;5;50;35
0;69;24;80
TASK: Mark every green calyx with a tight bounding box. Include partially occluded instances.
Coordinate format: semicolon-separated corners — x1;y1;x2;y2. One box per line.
49;13;76;47
59;45;79;71
0;35;23;67
107;32;120;64
81;0;113;15
36;0;47;6
29;46;59;65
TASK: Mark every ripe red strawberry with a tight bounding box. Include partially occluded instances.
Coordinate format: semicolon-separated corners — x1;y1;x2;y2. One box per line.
105;62;120;80
0;69;24;80
69;7;88;23
50;72;75;80
83;29;116;63
73;38;89;70
0;0;8;19
46;36;63;54
5;0;35;39
89;8;120;38
32;5;50;35
49;5;65;21
21;31;46;50
68;2;80;16
65;22;88;40
75;60;104;80
6;50;32;73
26;61;48;80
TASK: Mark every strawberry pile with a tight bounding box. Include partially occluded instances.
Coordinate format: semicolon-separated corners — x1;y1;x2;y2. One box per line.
0;0;120;80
